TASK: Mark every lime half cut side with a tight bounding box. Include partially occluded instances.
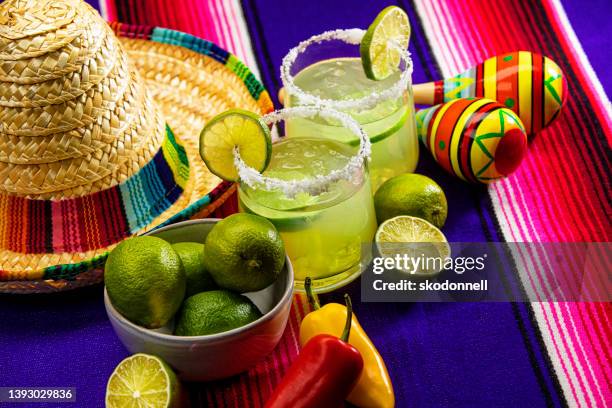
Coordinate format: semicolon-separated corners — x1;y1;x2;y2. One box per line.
200;109;272;181
361;6;411;80
106;354;181;408
376;216;450;275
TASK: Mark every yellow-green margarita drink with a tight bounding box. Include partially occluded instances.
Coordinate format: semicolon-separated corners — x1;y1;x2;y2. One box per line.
238;137;377;291
199;105;376;292
287;57;417;190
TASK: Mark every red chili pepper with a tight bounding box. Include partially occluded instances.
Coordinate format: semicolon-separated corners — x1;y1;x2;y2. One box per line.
265;294;363;408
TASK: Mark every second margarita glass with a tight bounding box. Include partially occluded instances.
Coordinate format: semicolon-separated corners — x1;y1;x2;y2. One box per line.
236;106;377;293
281;28;418;191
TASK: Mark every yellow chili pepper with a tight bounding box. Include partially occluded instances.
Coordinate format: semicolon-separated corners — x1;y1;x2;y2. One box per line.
299;278;395;408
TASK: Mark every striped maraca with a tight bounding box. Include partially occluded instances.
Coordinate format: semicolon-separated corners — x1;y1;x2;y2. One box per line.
413;51;565;136
416;98;528;183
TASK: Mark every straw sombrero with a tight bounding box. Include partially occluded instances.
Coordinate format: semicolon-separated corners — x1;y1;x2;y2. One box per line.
0;0;273;293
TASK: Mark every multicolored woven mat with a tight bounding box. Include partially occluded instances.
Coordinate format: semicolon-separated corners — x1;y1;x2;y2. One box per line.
1;0;608;406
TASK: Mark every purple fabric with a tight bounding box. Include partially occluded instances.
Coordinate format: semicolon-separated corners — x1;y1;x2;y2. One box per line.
0;288;126;407
562;0;612;96
83;0;99;8
0;0;607;407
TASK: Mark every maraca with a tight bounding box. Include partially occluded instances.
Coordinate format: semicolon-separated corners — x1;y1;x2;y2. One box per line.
413;51;565;136
416;98;528;183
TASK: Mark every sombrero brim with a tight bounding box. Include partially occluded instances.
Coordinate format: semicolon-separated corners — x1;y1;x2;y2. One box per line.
0;24;273;293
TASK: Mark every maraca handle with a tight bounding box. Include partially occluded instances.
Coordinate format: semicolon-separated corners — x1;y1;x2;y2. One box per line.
414;76;477;105
278;87;286;106
413;82;438;105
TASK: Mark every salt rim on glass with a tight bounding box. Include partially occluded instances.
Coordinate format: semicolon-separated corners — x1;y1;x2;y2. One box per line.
233;106;371;198
280;28;414;112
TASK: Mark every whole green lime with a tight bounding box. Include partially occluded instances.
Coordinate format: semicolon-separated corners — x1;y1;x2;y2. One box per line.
174;290;262;336
105;236;186;328
374;173;448;228
172;242;216;296
203;213;285;292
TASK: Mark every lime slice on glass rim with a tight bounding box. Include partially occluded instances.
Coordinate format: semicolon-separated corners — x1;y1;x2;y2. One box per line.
105;354;181;408
199;109;272;181
376;216;450;275
360;6;411;80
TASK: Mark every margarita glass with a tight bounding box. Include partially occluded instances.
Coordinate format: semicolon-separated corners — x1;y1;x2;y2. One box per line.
236;107;377;293
281;29;418;191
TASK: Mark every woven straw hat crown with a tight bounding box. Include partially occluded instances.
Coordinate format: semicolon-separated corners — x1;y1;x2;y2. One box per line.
0;0;166;198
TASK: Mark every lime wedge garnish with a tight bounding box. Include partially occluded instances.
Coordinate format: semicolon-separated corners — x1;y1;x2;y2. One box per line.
360;6;411;80
105;354;181;408
200;109;272;181
376;216;450;275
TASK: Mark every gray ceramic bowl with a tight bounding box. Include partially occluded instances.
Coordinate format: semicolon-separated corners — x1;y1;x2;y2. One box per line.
104;218;294;381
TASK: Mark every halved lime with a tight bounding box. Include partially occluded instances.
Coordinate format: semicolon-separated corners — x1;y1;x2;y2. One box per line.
106;354;181;408
199;109;272;181
360;6;411;80
376;216;450;275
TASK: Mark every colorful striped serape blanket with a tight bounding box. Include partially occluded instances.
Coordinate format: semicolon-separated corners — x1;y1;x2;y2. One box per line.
99;0;611;405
